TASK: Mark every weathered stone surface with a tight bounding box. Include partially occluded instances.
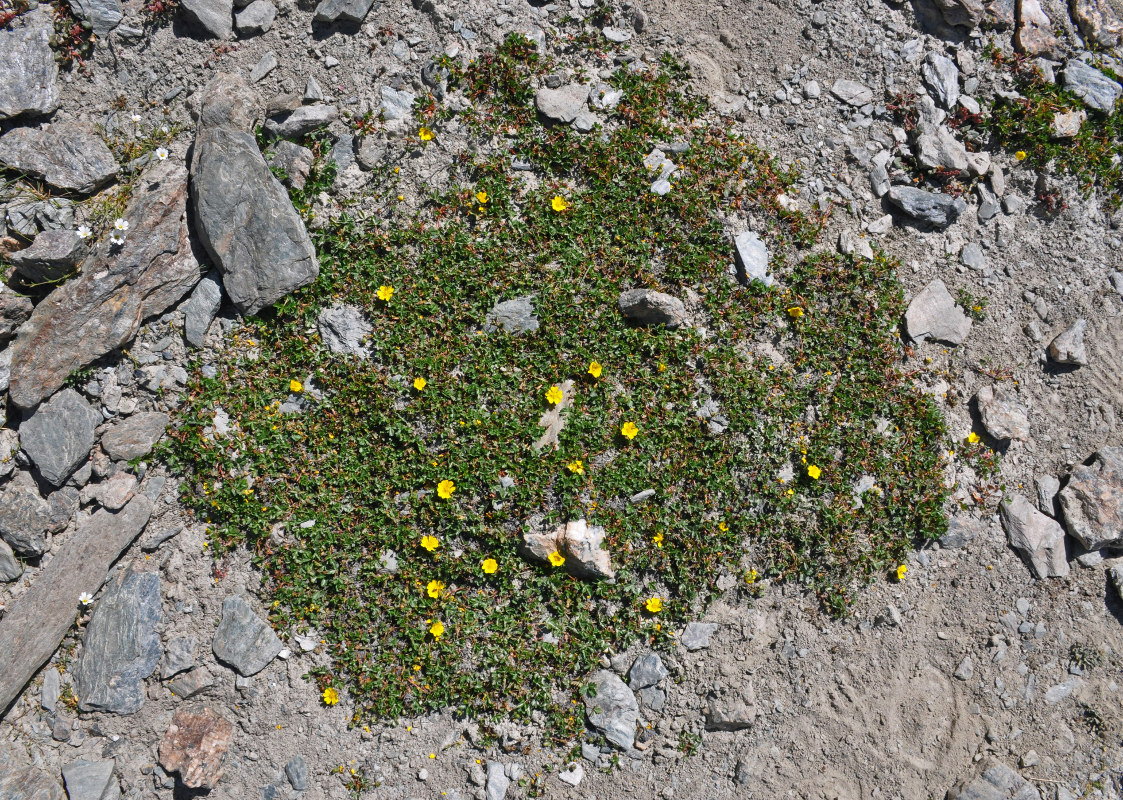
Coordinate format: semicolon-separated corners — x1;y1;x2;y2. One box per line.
4;195;75;238
318;304;372;357
535;84;589;123
285;755;310;791
0;293;34;342
628;652;668;689
1059;447;1123;550
379;86;415;121
915;122;969;173
8;160;201;410
0;8;60;120
180;0;233;38
41;668;60;711
830;79;873;106
100;412;170;461
1014;0;1057;55
706;682;757;731
8;230;88;285
618;289;688;328
1070;0;1123;47
62;759;120;800
263;104;338;140
69;0;123;36
485;762;509;800
1063;59;1122;113
975;384;1030;441
584;670;638;750
212;595;283;675
904;279;972;345
0;537;22;582
0;495;152;714
1000;494;1069;579
0;428;17;479
484;295;539;335
161;635;197;679
946;760;1041;800
0;746;64;800
1048;318;1088;366
158;707;233;790
0;126;118;194
924;0;986;27
74;564;162;714
167;666;215;698
234;0;275;34
191;74;318;316
312;0;375;23
560;519;615;579
182;270;223;347
19;389;100;486
733;231;773;286
267;140;314;190
887;186;966;229
95;472;137;511
681;621;717;651
921;52;960;109
1051;108;1087;138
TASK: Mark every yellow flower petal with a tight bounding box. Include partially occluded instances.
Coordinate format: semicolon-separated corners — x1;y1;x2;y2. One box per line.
426;579;445;599
289;379;303;393
429;620;444;639
545;385;564;405
807;464;822;480
548;551;565;567
437;480;455;499
645;596;662;613
421;535;439;552
587;361;602;378
377;285;395;301
551;195;569;212
482;558;498;574
322;687;340;705
413;377;427;391
620;421;638;440
419;127;434;141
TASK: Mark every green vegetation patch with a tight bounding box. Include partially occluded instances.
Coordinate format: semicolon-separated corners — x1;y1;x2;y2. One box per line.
166;36;948;733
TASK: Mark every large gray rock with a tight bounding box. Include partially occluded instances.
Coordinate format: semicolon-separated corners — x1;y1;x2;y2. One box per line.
922;0;986;27
974;384;1030;441
212;595;283;675
583;670;638;750
1063;59;1122;113
0;747;64;800
0;7;60;120
904;279;972;345
946;760;1040;800
887;186;966;229
0;472;51;558
318;304;372;357
830;79;873;106
74;564;162;714
62;760;121;800
161;635;197;679
1048;318;1088;365
0;126;118;194
914;122;969;173
483;295;539;335
706;683;758;731
0;293;34;342
285;755;310;791
4;195;75;238
535;84;589;123
182;270;223;347
100;412;170;461
8;160;201;410
999;495;1069;579
485;763;509;800
0;429;18;479
921;52;960;109
733;231;773;286
628;652;668;689
267;140;314;190
379;86;415;121
0;536;23;582
618;289;688;328
8;229;89;284
1059;447;1123;551
19;389;100;486
1014;0;1056;55
191;73;318;316
680;621;717;651
69;0;123;35
1070;0;1123;47
312;0;375;23
234;0;275;34
180;0;233;38
263;104;338;140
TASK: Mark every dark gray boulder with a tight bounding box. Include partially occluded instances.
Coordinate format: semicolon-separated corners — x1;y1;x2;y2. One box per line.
180;0;234;38
181;269;223;347
0;538;22;582
583;670;638;750
312;0;375;23
483;296;539;335
211;595;283;676
887;186;966;229
0;126;118;194
0;472;51;558
0;7;60;120
100;412;170;461
0;294;33;343
69;0;123;35
618;289;688;328
8;229;89;284
18;389;100;486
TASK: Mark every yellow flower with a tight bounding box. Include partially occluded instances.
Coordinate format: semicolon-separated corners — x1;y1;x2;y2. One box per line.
551;195;569;212
1015;150;1027;161
482;558;498;574
377;285;395;301
807;464;822;480
567;459;584;475
657;362;666;372
289;379;303;393
421;535;439;552
548;551;566;567
967;431;980;444
322;687;340;706
653;531;664;548
545;385;564;405
426;579;445;599
786;306;804;318
587;361;603;378
437;480;455;499
745;568;758;584
620;421;639;440
476;190;488;204
429;620;445;640
645;596;663;613
896;564;908;581
419;127;434;141
413;377;427;391
718;521;729;532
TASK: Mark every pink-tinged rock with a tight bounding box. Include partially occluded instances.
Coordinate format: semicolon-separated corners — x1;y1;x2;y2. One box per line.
1014;0;1057;55
158;707;234;790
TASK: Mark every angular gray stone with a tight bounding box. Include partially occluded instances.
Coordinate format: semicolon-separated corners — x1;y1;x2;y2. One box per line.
285;755;310;791
161;636;197;679
946;760;1041;800
70;0;123;36
618;289;688;328
267;140;314;190
960;242;987;270
19;389;100;486
62;760;120;800
95;472;137;511
999;494;1069;579
0;536;22;582
0;7;60;120
1036;474;1061;516
5;195;75;238
0;428;17;479
180;0;234;38
312;0;375;23
1048;318;1088;366
8;229;88;285
0;747;64;800
914;121;969;173
560;519;614;579
733;231;773;286
167;666;215;698
41;667;60;711
1111;564;1123;601
839;230;874;260
234;0;275;34
904;279;972;345
100;412;170;461
318;304;372;357
212;595;283;676
921;52;960;109
75;564;162;714
483;295;539;335
706;682;757;731
250;52;277;83
628;652;668;689
887;186;966;229
1062;59;1121;113
191;74;318;317
263;104;338;140
485;762;509;800
680;621;717;651
975;384;1030;441
1070;0;1123;47
1059;447;1123;550
0;126;118;194
923;0;986;28
830;79;873;106
1051;108;1087;138
182;270;223;347
379;86;416;121
8;161;201;410
1;294;34;342
584;670;638;750
535;84;589;123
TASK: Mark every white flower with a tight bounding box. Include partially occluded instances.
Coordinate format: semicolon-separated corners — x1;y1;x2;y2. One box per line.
78;592;93;606
109;233;126;246
155;147;169;161
160;125;169;134
131;113;141;123
114;218;129;231
76;225;92;239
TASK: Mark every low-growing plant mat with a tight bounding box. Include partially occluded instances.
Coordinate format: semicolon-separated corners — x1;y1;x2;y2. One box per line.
166;37;949;734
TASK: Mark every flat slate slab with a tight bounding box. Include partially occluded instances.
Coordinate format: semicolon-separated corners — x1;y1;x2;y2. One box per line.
100;412;170;461
211;595;283;676
0;125;118;194
0;7;60;120
18;388;100;486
